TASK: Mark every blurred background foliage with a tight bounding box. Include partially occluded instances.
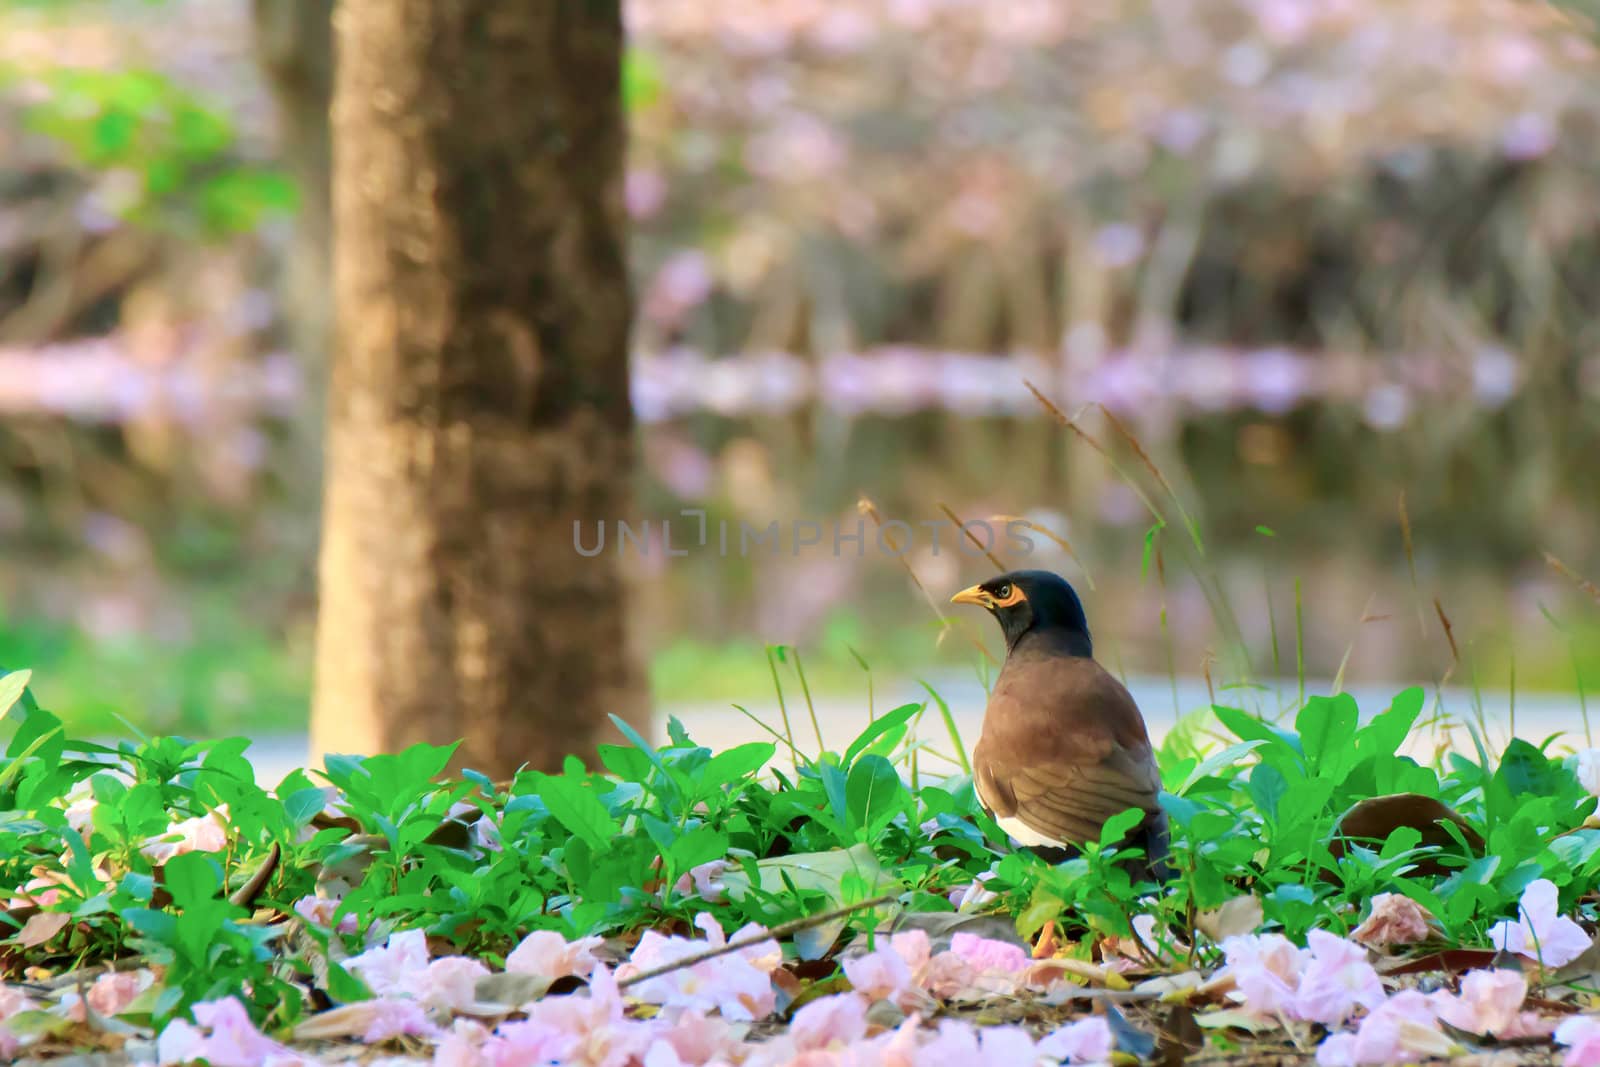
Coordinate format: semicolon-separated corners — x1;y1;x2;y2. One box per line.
1;0;1598;734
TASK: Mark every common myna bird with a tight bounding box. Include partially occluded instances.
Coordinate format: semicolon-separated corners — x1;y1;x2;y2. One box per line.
951;569;1170;879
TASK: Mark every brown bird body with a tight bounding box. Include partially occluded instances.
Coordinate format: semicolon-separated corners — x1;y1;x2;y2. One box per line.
953;570;1170;877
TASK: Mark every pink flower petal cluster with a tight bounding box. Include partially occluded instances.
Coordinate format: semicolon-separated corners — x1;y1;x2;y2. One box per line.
1488;879;1592;967
61;969;154;1022
292;894;361;935
949;932;1028;974
505;929;604;985
1350;894;1432;947
141;806;231;863
618;913;780;1020
673;859;731;902
946;873;1000;911
1316;967;1544;1064
157;996;320;1067
840;930;929;1009
1315;990;1453;1066
1221;930;1385;1025
344;928;490;1012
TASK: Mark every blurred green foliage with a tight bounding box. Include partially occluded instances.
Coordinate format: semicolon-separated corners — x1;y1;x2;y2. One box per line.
10;65;296;234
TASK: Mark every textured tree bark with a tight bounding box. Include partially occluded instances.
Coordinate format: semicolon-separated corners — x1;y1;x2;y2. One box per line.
312;0;648;776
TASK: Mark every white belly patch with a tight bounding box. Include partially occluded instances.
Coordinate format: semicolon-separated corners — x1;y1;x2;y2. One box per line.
997;814;1066;849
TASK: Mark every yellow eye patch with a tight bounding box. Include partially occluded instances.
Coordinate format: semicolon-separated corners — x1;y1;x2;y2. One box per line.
991;584;1026;608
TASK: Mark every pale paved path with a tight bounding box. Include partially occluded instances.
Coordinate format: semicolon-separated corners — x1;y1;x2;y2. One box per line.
228;673;1594;787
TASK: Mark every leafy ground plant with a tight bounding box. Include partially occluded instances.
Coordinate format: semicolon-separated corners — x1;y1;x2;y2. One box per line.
4;669;1600;1065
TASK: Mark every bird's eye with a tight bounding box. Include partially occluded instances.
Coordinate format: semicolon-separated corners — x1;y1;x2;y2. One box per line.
993;583;1011;601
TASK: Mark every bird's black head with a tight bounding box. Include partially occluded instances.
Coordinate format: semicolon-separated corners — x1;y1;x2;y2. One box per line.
949;569;1092;656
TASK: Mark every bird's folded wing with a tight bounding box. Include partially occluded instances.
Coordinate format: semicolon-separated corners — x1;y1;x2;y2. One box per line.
982;754;1160;848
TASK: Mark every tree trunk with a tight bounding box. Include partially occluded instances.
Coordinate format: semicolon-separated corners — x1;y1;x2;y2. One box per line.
312;0;648;777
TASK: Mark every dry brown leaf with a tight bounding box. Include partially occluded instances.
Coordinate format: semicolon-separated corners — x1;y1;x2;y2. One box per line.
18;911;71;948
1195;895;1263;942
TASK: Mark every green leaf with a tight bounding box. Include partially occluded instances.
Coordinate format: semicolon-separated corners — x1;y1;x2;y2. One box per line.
326;960;372;1004
0;669;33;720
163;852;222;907
1496;739;1566;799
667;827;729;876
1176;740;1265;795
842;703;921;768
1212;706;1302;760
845;756;904;836
284;787;330;828
1357;688;1425;756
1297;694;1359;781
597;744;653;784
699;743;775;790
528;773;618;852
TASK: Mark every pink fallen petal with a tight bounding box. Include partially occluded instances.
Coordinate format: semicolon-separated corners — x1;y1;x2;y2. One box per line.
621;921;776;1020
672;860;729;902
293;895;360;935
889;929;932;971
1036;1015;1114;1064
1315;990;1453;1066
504;930;602;983
1489;879;1592;967
1351;894;1433;947
515;967;655;1067
650;1009;740;1065
1293;930;1386;1026
914;1019;1038;1067
1;985;42;1019
1220;933;1306;1016
88;970;154;1017
156;1019;211;1066
1432;969;1527;1037
1557;1015;1600;1067
419;957;491;1013
432;1019;491;1067
480;1019;578;1067
790;992;868;1049
346;929;432;998
64;969;157;1022
141;807;230;863
159;996;302;1067
949;932;1028;973
917;951;977;999
841;943;916;1007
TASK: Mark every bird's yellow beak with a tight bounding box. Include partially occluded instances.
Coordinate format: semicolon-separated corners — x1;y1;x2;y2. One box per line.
950;584;991;608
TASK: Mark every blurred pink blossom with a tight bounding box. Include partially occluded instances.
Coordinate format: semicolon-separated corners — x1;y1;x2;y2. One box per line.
790;992;869;1050
1221;932;1307;1016
1558;1015;1600;1067
1488;879;1591;967
949;932;1028;974
1294;929;1386;1026
504;929;603;986
157;996;312;1067
619;914;779;1020
1036;1015;1115;1064
1314;990;1453;1066
141;806;230;863
293;895;360;935
1432;968;1536;1039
